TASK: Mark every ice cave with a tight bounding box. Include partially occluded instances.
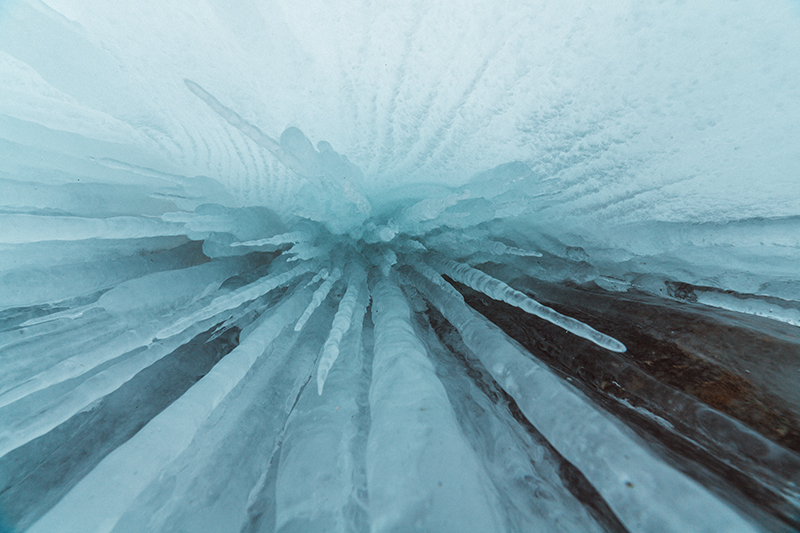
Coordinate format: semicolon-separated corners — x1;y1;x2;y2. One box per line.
1;0;799;531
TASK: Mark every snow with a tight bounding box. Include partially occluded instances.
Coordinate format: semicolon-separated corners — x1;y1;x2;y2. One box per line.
1;0;799;531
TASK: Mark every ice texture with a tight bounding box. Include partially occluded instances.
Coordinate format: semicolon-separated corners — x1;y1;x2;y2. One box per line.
1;1;799;532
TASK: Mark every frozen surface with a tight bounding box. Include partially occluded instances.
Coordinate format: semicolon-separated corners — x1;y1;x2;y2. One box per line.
1;0;800;532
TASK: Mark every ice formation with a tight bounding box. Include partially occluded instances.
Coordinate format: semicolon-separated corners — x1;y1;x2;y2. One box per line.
1;0;800;532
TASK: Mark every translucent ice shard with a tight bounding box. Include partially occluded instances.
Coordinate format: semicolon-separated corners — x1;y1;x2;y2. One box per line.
368;273;506;533
0;213;186;244
430;255;627;352
230;231;307;249
0;259;247;409
27;286;312;533
272;276;370;532
316;261;366;395
295;266;342;331
155;260;314;340
1;1;799;531
409;267;759;533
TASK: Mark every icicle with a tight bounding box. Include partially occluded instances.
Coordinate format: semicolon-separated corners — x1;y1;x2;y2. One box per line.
431;256;627;352
304;267;330;287
295;267;342;332
395;237;427;252
404;257;463;300
0;317;124;409
185;80;372;221
0;321;205;460
408;269;758;533
380;248;397;277
0;241;207;311
27;286;312;533
1;257;248;408
20;306;92;327
272;286;370;531
285;241;331;262
423;230;541;260
230;231;308;248
411;300;604;533
0;259;248;407
393;190;471;230
367;274;506;533
112;291;327;533
185;79;288;167
20;255;246;330
316;263;366;394
155;261;314;340
0;213;186;244
479;240;542;257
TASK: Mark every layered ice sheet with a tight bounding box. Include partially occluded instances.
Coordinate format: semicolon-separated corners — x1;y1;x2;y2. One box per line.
1;1;800;532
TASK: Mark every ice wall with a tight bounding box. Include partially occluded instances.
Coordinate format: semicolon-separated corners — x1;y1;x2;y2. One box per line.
2;0;798;288
2;0;799;214
1;0;800;532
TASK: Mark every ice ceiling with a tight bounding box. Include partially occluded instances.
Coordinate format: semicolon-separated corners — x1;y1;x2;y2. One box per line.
1;0;800;532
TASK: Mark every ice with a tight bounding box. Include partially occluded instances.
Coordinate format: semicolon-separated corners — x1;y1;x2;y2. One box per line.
112;293;327;533
69;256;249;319
316;261;367;395
408;267;758;533
230;232;308;249
0;258;250;409
411;304;606;533
272;277;370;532
27;286;311;533
2;1;799;531
393;190;472;232
294;266;342;331
430;255;627;352
186;79;371;230
0;213;186;244
183;79;283;159
0;316;208;459
154;259;314;340
368;274;505;532
406;257;464;300
422;230;542;261
0;240;206;310
305;267;331;288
